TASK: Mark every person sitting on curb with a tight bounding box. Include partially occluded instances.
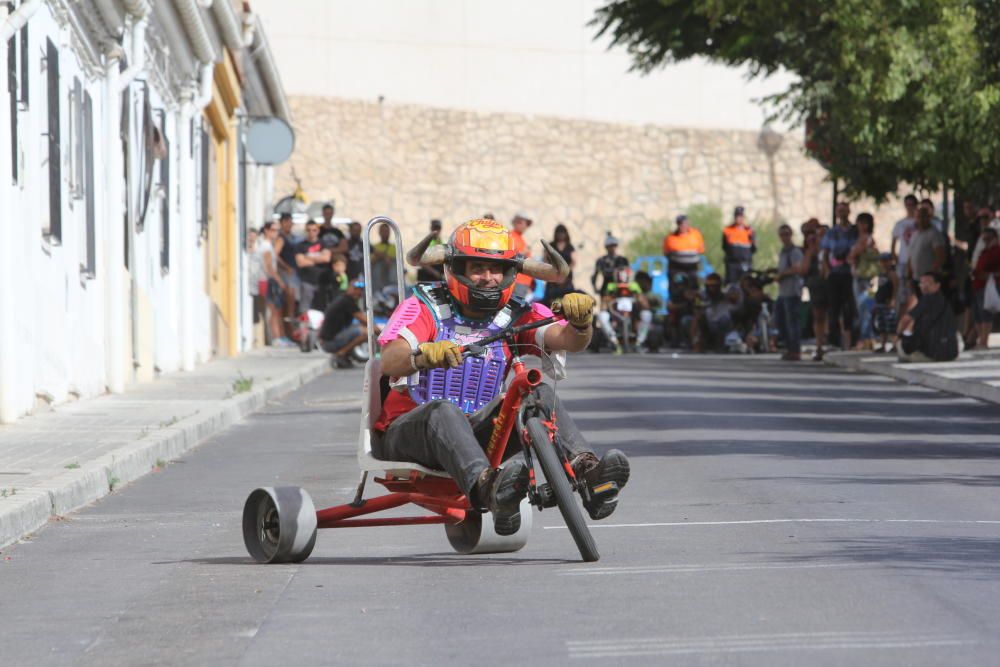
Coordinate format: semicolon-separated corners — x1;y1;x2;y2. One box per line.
895;272;959;363
319;280;372;369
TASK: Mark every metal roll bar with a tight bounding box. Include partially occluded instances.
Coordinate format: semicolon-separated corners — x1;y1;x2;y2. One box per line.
361;216;407;355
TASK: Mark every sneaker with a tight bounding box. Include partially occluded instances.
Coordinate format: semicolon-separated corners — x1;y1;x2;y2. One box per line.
481;461;529;536
572;449;630;520
333;355;354;369
613;344;623;355
272;337;296;348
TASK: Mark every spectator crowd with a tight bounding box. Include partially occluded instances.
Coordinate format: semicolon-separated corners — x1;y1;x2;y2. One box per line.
246;196;1000;367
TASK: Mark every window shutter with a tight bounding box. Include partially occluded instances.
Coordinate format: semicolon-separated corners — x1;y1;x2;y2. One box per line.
46;38;61;243
7;32;16;183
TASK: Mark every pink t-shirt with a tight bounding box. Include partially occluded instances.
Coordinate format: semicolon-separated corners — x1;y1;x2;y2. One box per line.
374;299;563;431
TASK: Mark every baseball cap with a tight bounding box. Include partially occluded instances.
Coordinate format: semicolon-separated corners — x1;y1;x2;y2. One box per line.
734;206;745;217
604;234;620;247
513;212;533;226
676;214;688;224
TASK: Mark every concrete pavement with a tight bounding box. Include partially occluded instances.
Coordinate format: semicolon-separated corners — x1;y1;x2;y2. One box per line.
3;354;1000;665
0;348;346;549
825;348;1000;406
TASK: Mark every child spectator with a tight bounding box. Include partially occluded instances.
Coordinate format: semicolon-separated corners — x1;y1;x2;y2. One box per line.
872;253;899;353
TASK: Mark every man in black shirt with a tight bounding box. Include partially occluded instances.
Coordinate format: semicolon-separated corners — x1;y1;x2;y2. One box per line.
346;221;365;280
317;203;348;257
295;222;333;312
319;280;370;369
591;234;630;294
895;272;958;362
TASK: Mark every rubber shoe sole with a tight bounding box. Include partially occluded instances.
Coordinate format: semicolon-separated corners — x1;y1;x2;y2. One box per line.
489;461;529;536
583;449;630;521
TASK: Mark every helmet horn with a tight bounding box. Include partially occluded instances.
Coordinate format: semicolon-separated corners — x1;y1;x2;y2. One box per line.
521;239;570;282
406;233;448;267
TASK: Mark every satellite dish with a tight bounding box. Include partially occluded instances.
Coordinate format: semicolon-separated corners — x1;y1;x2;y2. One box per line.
245;116;295;165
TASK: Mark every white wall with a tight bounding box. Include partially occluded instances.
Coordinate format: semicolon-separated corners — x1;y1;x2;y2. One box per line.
251;0;793;131
0;4;276;422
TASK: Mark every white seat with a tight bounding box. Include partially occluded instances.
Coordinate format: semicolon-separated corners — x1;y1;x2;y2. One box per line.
357;358;450;478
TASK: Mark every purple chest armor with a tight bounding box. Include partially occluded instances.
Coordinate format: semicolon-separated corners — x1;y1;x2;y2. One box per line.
407;285;522;414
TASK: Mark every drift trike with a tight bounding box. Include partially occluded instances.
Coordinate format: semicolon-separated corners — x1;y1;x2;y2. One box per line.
242;217;602;563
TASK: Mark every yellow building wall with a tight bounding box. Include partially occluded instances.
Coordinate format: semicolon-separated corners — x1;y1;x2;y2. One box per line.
203;53;242;357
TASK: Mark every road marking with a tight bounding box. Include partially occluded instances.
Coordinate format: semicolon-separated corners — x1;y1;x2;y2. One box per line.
559;562;858;576
566;632;982;658
544;518;1000;530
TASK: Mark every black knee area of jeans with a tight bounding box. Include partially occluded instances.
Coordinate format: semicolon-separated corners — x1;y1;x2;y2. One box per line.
424;399;465;422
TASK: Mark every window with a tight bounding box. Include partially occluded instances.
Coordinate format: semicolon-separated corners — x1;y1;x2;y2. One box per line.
44;38;61;243
81;91;95;278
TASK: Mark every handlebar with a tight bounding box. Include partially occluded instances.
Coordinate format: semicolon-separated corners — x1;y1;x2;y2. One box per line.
412;299;566;362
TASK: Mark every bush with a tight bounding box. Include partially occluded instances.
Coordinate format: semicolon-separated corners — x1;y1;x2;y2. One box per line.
625;203;782;278
624;219;673;259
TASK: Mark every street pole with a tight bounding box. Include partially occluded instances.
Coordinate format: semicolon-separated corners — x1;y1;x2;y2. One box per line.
942;184;950;237
832;178;838;224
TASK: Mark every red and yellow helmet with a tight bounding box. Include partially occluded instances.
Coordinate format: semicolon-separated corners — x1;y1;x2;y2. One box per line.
445;219;521;311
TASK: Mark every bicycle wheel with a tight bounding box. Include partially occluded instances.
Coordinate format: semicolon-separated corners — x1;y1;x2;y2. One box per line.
526;417;599;562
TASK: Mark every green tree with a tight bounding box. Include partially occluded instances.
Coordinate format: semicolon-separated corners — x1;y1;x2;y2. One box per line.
593;0;1000;202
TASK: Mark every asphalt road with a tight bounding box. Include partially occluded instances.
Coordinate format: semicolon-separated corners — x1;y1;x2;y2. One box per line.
3;354;1000;666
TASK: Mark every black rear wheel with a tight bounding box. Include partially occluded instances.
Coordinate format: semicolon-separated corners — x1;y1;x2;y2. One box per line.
526;417;599;562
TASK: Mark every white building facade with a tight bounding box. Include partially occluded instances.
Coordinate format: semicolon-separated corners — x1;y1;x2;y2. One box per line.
0;0;291;423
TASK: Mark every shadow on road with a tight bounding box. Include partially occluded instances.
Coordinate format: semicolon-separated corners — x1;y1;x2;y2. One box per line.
611;439;1000;461
764;536;1000;578
739;474;1000;487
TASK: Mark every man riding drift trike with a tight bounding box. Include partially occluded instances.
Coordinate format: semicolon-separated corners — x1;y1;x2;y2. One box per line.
380;218;631;536
242;217;629;563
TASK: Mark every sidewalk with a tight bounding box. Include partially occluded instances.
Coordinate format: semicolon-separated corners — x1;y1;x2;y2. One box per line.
0;348;349;548
825;347;1000;406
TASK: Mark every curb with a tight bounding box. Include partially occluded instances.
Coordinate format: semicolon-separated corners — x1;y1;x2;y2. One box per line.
0;358;329;549
824;354;1000;406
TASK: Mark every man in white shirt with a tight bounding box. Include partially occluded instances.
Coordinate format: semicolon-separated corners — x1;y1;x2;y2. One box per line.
891;194;919;308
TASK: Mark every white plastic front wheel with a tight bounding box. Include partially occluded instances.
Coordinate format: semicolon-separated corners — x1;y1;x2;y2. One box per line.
242;486;318;564
444;497;532;554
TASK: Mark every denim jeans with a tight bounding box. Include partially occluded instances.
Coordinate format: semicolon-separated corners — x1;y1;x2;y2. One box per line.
775;295;802;353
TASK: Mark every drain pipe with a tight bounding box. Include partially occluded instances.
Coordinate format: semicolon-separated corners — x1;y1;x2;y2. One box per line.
0;0;41;43
241;7;256;47
194;61;213;108
118;15;148;91
250;14;292;124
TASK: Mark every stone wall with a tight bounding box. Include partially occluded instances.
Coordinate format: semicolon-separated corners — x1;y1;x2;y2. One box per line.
277;96;902;289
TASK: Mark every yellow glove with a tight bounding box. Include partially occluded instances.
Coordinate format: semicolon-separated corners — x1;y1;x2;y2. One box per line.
415;340;463;370
560;293;595;329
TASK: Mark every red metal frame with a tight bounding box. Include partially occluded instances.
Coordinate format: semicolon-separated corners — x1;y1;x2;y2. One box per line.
314;358;544;530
